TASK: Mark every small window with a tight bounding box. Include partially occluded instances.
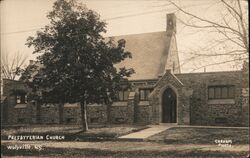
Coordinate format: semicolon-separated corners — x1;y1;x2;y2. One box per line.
118;91;124;100
208;88;214;99
139;88;153;101
16;94;27;104
228;87;235;98
221;87;228;98
214;87;221;99
208;86;235;99
16;96;21;104
140;90;145;100
124;91;129;100
117;89;129;101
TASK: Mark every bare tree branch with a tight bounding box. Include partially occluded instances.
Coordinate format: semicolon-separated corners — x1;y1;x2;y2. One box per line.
214;26;245;49
168;0;248;71
236;0;249;52
188;50;246;57
1;52;28;80
190;57;248;72
221;0;241;18
169;0;243;35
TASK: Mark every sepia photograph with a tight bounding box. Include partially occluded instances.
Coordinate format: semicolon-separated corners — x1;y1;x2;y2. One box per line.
1;0;249;157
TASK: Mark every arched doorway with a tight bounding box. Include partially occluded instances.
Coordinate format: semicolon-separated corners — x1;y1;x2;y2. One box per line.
162;88;177;123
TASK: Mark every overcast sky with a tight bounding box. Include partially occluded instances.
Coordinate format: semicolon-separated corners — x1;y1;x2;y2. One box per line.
1;0;248;73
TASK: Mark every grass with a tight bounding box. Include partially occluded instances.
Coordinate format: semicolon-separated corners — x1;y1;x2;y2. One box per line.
147;127;250;145
1;124;82;135
1;124;147;141
1;126;249;157
1;145;249;158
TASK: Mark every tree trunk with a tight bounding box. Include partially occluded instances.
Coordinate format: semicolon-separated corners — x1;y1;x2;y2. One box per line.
80;100;88;132
59;102;63;124
107;102;111;124
36;101;41;124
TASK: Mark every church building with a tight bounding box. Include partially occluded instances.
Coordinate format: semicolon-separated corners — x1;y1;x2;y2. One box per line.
2;14;249;127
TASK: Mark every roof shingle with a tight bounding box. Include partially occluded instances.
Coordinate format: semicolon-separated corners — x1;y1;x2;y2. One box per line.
112;31;173;80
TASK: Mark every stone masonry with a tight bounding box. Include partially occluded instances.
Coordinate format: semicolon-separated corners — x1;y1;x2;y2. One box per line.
2;67;249;127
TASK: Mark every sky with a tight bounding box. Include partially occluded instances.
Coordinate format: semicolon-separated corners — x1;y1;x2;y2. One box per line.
0;0;248;73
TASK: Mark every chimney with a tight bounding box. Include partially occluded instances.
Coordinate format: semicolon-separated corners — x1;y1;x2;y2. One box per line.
166;69;172;73
166;13;176;34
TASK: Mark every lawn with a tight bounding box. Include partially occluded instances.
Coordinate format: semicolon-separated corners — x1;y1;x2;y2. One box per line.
1;126;249;157
1;124;147;141
1;141;249;157
1;125;82;136
146;127;249;145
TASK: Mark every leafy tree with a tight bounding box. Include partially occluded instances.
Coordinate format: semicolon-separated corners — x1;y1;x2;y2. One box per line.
24;0;134;131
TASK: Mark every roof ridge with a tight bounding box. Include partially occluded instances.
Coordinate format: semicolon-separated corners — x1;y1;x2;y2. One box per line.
105;30;166;38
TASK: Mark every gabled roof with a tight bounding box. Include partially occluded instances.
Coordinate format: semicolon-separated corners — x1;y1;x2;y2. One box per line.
22;14;177;81
155;69;183;88
22;31;174;82
112;31;173;80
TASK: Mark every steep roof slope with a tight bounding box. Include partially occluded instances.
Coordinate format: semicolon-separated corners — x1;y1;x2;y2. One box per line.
21;14;179;81
112;31;173;80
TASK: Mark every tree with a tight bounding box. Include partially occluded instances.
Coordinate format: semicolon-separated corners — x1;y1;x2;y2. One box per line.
24;0;134;131
1;51;28;80
168;0;248;71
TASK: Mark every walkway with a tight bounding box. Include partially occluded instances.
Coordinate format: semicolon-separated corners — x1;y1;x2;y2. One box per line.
118;124;249;141
118;124;176;141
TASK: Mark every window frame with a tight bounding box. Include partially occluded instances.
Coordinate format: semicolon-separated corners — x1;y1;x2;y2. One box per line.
139;88;153;101
208;85;235;100
117;89;129;101
16;94;27;104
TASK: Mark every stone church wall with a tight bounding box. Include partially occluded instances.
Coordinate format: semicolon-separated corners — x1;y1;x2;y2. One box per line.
240;64;249;126
2;68;249;127
63;106;81;124
110;103;129;124
86;104;107;124
8;105;30;124
39;104;60;124
136;104;152;124
109;91;136;124
176;70;248;126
